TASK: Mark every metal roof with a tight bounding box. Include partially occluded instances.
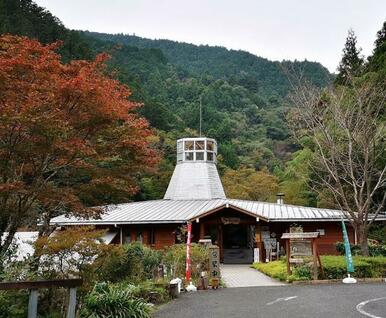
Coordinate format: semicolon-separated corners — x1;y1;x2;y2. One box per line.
163;162;226;200
50;199;386;226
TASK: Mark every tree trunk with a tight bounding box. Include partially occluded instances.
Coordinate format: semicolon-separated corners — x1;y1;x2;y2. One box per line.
356;222;369;256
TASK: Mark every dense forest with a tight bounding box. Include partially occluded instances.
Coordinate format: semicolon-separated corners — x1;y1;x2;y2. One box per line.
0;0;384;208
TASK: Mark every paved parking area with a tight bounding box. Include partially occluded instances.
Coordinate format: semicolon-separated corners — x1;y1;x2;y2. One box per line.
154;283;386;318
221;264;285;287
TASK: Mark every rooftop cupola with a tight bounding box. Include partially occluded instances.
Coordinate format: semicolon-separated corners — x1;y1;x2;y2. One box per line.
176;137;217;163
164;137;226;200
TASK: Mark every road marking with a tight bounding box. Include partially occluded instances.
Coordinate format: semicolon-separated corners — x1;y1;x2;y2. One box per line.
356;297;386;318
266;296;298;306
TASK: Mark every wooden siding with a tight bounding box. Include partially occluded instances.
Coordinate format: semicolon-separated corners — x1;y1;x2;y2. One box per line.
99;212;355;258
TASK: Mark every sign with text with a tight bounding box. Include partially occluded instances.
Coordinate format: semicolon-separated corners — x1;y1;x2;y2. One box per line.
209;246;220;279
221;217;240;225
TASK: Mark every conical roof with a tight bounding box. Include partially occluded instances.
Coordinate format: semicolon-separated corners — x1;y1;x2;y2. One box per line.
163;138;226;200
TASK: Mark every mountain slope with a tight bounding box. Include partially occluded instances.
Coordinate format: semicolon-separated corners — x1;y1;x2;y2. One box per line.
86;31;332;99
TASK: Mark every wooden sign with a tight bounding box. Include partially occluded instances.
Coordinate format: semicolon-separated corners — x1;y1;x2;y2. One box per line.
209;246;220;279
291;240;312;256
221;217;240;225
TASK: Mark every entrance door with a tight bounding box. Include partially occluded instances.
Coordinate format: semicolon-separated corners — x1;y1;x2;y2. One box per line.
222;224;253;264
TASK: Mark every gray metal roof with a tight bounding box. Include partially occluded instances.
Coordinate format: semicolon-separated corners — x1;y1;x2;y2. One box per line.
50;198;386;226
163;162;226;200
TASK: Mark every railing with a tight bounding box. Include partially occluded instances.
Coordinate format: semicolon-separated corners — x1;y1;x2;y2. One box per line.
0;278;83;318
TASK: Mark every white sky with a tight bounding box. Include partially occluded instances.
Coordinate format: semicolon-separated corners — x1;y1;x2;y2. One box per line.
35;0;386;72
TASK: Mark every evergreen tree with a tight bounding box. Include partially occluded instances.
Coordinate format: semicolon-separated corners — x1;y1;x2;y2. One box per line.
368;21;386;75
335;29;364;85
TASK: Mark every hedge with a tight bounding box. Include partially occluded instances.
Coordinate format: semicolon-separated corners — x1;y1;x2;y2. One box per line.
252;256;386;282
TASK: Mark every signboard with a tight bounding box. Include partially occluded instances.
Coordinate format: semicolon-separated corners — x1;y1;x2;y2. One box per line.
221;217;240;225
209;246;220;279
291;240;312;256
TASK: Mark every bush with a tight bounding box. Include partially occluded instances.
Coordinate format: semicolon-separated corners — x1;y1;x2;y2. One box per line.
368;224;386;244
95;242;162;283
81;282;151;318
131;280;170;305
162;243;209;284
0;290;28;318
252;255;386;282
335;241;386;257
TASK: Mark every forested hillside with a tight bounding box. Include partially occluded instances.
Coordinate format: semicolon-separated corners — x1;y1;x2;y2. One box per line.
3;0;383;207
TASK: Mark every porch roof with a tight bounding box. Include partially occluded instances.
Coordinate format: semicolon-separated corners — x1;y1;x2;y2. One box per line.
50;199;386;226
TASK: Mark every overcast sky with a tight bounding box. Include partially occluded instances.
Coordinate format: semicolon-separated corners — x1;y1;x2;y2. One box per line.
35;0;385;72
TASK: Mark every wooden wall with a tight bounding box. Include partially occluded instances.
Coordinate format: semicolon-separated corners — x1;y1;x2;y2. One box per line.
267;221;355;255
102;219;354;257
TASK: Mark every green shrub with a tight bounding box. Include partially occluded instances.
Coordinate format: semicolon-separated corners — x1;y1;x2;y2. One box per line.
335;241;386;257
252;260;287;281
292;265;312;281
162;243;209;284
253;256;386;282
320;256;386;279
96;242;162;283
81;282;151;318
368;224;386;244
132;280;170;304
0;290;28;318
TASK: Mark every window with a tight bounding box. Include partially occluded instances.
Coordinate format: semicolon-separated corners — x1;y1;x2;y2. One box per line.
150;228;155;245
177;153;183;162
207;140;214;151
124;230;131;244
195;140;205;150
207;152;214;161
196;152;204;160
185;140;194;150
136;231;143;243
185;152;194;161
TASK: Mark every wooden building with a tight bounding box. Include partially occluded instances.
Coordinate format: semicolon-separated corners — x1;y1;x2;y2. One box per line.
51;137;386;263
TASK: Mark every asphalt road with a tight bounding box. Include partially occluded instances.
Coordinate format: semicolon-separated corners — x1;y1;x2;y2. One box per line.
154;283;386;318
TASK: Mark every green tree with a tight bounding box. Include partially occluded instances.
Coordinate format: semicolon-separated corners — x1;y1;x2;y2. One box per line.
335;29;364;85
222;167;279;201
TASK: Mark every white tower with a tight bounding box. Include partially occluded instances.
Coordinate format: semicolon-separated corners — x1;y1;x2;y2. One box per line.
164;137;226;200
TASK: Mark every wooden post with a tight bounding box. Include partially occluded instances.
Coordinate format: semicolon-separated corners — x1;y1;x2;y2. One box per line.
28;289;38;318
286;239;291;275
67;287;77;318
312;239;318;280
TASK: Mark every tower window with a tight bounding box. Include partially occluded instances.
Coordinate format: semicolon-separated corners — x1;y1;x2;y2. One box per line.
185;152;194;161
196;152;204;160
207;152;214;161
177;153;183;162
195;140;205;150
185;140;194;151
207;140;214;151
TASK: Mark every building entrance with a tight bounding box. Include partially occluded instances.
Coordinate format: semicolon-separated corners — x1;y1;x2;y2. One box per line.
222;224;253;264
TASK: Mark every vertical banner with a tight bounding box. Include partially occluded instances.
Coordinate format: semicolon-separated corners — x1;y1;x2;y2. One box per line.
186;222;192;283
341;219;354;273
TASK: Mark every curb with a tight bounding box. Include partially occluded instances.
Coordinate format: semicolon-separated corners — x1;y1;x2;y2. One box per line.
292;277;386;285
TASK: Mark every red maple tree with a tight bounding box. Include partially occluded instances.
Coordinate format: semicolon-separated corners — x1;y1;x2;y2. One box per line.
0;35;159;256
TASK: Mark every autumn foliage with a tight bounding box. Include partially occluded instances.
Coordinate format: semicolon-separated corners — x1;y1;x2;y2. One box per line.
0;35;158;255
